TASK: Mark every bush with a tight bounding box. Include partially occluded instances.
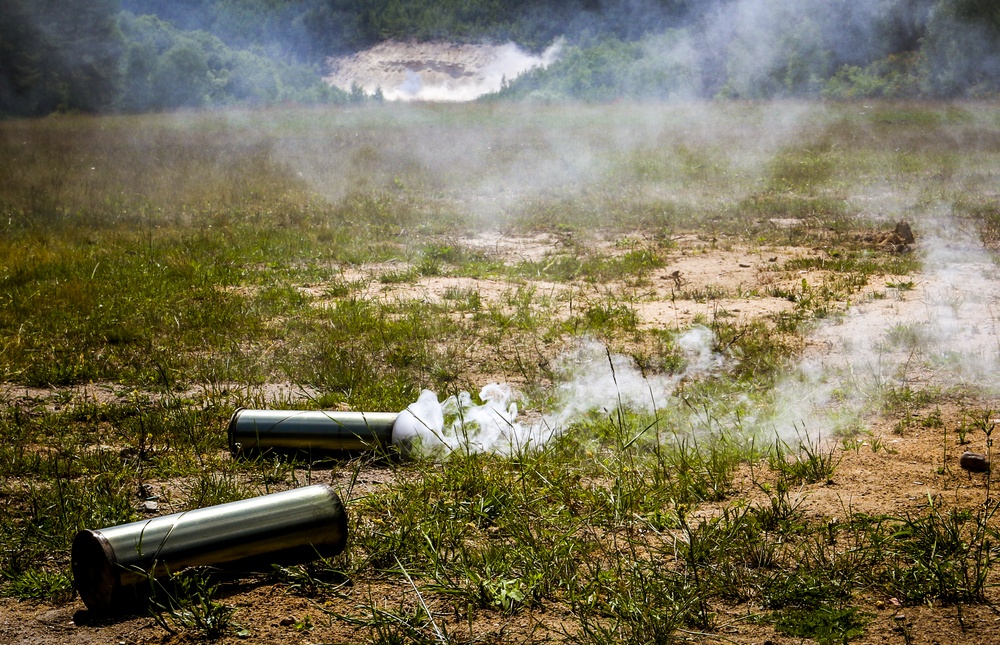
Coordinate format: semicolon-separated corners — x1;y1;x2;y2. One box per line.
823;52;923;99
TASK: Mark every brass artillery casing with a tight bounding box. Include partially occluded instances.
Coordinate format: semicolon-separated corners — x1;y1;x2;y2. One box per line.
228;408;398;455
72;484;347;613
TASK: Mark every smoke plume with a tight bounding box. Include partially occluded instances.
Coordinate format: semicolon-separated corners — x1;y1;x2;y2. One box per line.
391;327;728;457
761;212;1000;446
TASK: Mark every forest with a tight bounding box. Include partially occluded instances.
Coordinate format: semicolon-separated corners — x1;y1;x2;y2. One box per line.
1;0;999;116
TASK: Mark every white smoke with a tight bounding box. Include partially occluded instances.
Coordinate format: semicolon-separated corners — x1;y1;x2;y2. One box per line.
392;326;729;457
761;212;1000;445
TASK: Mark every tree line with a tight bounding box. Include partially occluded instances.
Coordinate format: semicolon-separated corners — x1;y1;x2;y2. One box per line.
491;0;1000;101
1;0;999;117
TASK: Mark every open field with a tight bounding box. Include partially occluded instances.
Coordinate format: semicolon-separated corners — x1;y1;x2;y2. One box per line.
3;101;1000;643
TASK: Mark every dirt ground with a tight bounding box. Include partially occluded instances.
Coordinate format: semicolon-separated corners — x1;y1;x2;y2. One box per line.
5;229;1000;644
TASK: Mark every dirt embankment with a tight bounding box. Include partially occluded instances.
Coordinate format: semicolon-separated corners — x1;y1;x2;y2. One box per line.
325;39;562;101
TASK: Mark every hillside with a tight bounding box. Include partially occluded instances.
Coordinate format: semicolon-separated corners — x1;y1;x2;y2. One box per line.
325;40;563;101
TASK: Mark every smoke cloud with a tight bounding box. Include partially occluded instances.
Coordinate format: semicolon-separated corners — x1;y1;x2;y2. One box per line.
389;206;1000;456
758;211;1000;446
391;327;729;457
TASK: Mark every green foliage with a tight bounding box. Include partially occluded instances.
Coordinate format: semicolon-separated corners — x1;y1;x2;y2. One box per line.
5;568;73;603
0;0;124;115
879;502;996;605
770;433;842;485
116;13;347;112
150;567;238;639
772;606;872;644
494;0;1000;101
490;31;699;102
920;0;1000;97
715;4;833;99
823;53;923;99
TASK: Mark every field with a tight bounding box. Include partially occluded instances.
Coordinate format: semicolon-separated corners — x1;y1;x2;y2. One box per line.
2;101;1000;644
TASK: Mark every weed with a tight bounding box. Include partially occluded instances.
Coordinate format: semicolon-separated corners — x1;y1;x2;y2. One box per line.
772;606;872;644
150;567;238;640
770;430;842;485
340;597;442;645
184;469;254;509
878;500;996;605
5;568;73;603
379;267;419;284
868;433;894;454
573;557;695;645
271;563;350;598
751;477;804;533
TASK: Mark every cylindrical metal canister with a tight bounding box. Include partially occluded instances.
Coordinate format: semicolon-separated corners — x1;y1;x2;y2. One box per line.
228;408;398;456
72;484;348;613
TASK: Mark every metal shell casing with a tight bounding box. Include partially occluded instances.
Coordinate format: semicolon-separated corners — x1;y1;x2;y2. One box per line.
228;408;398;455
72;484;347;613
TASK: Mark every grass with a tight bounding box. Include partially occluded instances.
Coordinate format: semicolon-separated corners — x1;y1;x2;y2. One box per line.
3;101;1000;642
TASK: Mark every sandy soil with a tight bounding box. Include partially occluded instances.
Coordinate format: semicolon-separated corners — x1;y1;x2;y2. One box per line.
325;40;560;101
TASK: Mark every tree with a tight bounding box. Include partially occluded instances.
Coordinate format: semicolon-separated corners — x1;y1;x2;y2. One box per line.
954;0;1000;32
0;0;124;115
921;0;1000;96
150;41;211;108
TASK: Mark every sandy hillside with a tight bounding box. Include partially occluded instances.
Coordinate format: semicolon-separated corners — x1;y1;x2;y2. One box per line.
325;40;561;101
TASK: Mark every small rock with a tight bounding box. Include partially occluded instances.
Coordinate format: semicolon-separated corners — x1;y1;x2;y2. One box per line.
894;220;915;244
280;617;295;627
960;451;990;473
142;500;159;513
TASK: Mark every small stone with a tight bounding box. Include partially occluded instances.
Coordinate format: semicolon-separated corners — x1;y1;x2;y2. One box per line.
894;221;915;244
960;451;990;473
280;617;295;627
142;500;159;513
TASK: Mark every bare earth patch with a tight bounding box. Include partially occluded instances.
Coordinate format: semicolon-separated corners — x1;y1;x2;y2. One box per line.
325;40;561;102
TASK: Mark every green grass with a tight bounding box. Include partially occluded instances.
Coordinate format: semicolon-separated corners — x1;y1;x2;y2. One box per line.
3;101;1000;642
